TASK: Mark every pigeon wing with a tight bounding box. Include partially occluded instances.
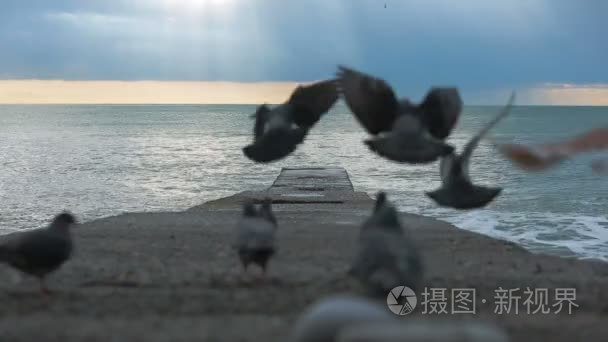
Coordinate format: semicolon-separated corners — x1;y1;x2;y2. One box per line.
496;126;608;171
439;154;456;183
252;104;272;139
561;126;608;153
460;92;515;176
336;65;400;135
417;87;463;140
288;79;339;128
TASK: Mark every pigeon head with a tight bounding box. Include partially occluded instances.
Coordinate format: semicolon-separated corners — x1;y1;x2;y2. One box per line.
373;204;401;231
373;192;387;212
50;212;77;230
242;201;258;217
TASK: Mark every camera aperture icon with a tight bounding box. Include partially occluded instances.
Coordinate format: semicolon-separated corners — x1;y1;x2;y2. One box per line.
387;286;417;315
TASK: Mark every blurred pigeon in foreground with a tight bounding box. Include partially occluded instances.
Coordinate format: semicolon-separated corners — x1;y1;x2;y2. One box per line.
426;93;516;210
291;294;395;342
349;192;424;297
0;212;76;294
495;126;608;172
234;200;277;275
243;80;339;163
337;320;511;342
336;65;460;163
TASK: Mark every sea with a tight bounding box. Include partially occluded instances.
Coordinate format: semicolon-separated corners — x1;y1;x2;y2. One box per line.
0;104;606;261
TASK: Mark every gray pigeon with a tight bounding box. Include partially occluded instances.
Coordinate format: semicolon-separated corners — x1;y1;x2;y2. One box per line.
234;201;277;275
336;65;459;163
0;212;77;294
361;191;399;231
349;192;424;297
291;294;396;342
426;92;516;210
243;80;339;163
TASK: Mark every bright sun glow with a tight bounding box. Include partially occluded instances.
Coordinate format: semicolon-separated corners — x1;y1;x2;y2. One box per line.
163;0;232;12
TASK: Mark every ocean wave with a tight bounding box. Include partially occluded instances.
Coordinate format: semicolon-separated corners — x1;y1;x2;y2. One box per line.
419;208;608;261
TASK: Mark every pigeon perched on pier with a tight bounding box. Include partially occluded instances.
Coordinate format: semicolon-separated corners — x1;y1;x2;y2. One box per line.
243;80;339;163
291;294;396;342
349;192;424;297
426;93;516;210
0;212;77;294
234;200;277;275
361;191;398;230
336;65;460;163
496;126;608;172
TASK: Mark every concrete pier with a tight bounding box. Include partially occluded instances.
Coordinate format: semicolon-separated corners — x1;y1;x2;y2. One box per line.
0;167;607;341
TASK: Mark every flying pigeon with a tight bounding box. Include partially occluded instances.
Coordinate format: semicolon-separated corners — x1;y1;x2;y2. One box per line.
496;126;608;172
0;212;77;294
243;80;339;163
349;192;424;297
336;65;460;163
426;92;516;209
234;200;277;275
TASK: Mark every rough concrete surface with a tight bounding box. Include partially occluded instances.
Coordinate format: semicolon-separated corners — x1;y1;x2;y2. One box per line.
0;168;607;341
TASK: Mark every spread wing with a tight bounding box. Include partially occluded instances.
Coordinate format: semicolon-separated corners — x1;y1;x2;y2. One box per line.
288;79;339;128
460;92;515;174
439;153;457;183
563;127;608;153
496;126;608;171
417;87;463;140
252;104;271;139
336;65;400;135
495;143;565;171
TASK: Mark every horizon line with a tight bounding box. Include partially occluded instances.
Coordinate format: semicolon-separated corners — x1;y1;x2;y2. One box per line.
1;80;607;106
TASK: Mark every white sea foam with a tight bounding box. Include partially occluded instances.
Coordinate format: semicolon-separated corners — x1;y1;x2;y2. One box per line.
420;208;608;261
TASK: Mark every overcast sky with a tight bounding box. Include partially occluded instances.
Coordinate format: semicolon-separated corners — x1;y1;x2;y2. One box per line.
0;0;606;104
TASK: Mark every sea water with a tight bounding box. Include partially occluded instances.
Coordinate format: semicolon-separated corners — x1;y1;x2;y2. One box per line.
0;104;606;260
